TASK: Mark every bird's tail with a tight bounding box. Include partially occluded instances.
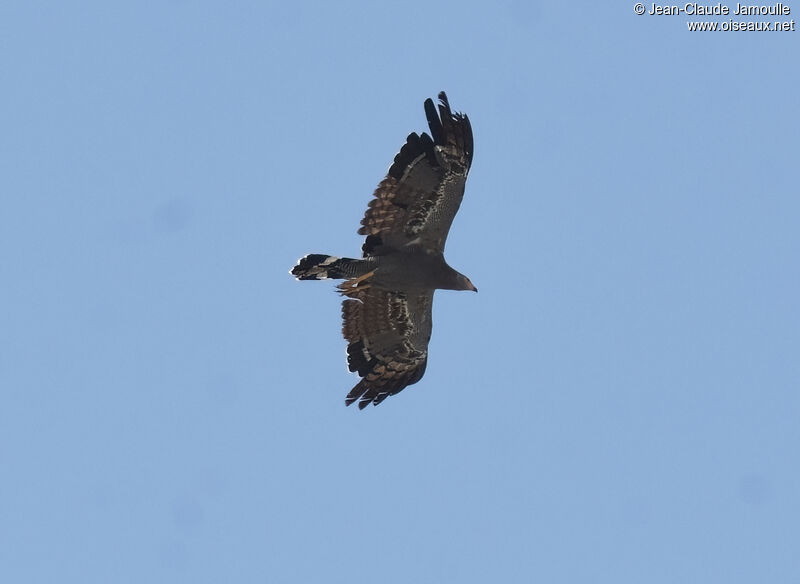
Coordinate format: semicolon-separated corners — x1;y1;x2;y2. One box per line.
290;254;368;281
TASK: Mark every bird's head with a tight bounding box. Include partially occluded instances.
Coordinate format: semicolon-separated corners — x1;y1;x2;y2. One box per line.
459;274;478;293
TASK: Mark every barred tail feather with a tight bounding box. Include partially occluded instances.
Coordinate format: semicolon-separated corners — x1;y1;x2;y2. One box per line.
291;254;365;281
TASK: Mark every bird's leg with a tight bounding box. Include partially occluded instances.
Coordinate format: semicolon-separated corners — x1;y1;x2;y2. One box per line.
337;270;376;296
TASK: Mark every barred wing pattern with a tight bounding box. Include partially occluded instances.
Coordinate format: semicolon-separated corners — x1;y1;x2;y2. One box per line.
358;92;473;256
341;288;433;409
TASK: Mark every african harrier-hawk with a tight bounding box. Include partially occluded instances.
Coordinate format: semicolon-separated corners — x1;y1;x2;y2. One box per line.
290;92;476;409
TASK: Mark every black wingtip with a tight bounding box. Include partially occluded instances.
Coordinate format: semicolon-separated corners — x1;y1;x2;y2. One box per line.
345;380;367;408
437;91;451;119
372;392;390;406
422;92;473;169
424;97;444;145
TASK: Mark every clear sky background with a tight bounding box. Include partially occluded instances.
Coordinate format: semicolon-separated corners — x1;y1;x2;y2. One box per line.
2;2;798;582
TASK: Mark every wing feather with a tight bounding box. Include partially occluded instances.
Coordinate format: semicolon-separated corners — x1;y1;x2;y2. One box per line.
359;92;473;256
341;288;433;408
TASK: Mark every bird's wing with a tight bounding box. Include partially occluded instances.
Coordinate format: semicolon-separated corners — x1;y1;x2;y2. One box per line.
359;92;473;256
341;288;434;408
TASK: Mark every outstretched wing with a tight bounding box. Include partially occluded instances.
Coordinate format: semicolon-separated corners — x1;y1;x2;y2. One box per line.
359;92;473;256
341;288;434;409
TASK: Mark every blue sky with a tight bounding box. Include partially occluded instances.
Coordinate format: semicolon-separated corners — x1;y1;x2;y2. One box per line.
2;2;798;582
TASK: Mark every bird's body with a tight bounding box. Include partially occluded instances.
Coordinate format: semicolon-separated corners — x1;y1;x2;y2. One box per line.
290;92;475;409
372;249;473;292
294;249;472;292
